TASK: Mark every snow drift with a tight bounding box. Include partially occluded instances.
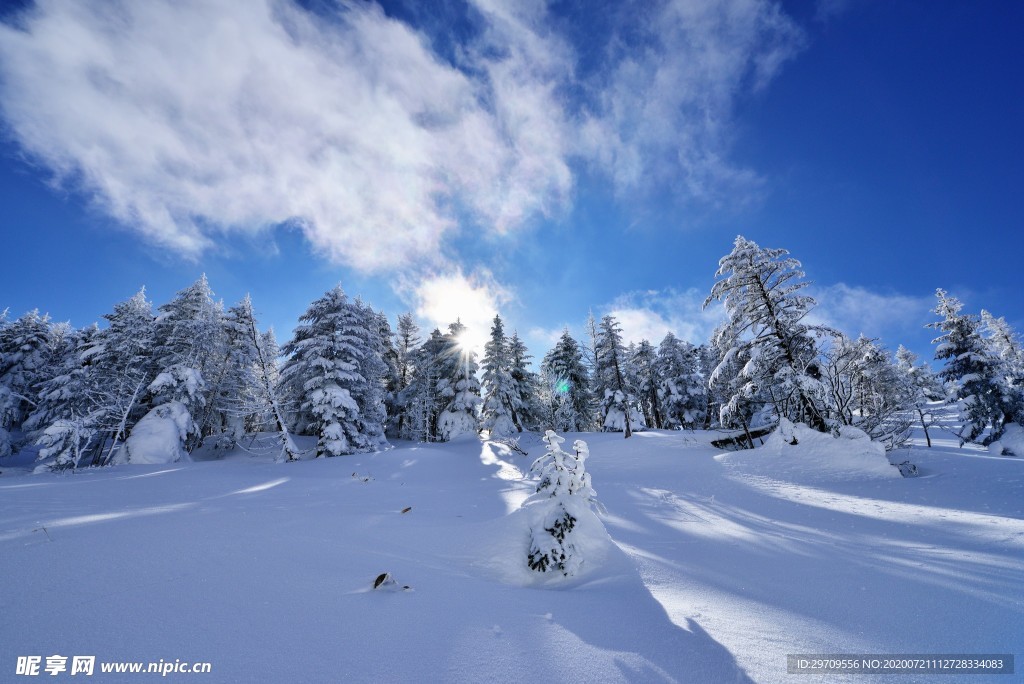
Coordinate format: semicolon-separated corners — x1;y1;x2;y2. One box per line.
718;418;900;480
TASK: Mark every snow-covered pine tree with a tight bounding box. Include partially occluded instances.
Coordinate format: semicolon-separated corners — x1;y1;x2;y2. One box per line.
388;313;421;438
480;315;520;438
400;328;447;442
82;289;158;465
29;325;101;470
704;235;831;434
373;311;402;440
656;332;708;430
150;275;226;450
279;286;384;457
435;321;481;441
507;331;543;432
593;315;644;437
218;298;300;461
22;323;89;439
216;296;263;445
706;321;764;444
352;299;390;451
629;339;663;429
540;329;592;432
895;345;943;448
980;310;1024;421
929;289;1013;444
0;309;54;436
525;431;596;576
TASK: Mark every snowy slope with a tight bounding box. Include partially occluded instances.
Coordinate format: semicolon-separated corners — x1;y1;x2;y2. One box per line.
1;421;1021;683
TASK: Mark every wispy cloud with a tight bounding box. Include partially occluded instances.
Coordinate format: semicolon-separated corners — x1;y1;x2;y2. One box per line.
579;0;805;203
0;0;804;271
607;288;726;346
807;283;934;342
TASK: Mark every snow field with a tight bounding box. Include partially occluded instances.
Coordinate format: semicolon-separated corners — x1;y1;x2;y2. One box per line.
2;421;1022;683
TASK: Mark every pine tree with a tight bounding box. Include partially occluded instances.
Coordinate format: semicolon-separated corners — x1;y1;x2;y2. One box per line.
280;286;385;457
929;289;1012;444
704;235;831;434
30;326;102;470
980;310;1024;421
706;321;763;444
480;315;519;438
0;309;54;434
525;431;596;577
352;300;390;450
401;328;447;441
389;313;422;439
507;331;542;432
373;312;402;439
151;275;226;449
629;340;663;429
83;289;158;465
540;329;592;432
656;333;707;430
436;321;481;441
593;315;644;437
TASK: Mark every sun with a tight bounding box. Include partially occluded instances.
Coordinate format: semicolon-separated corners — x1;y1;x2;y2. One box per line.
454;330;473;354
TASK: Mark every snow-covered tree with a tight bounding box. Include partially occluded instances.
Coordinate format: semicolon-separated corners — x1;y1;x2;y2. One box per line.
388;313;421;438
85;289;158;465
820;335;912;449
352;299;390;451
28;326;101;470
929;289;1014;444
435;321;481;441
895;345;943;448
593;315;644;436
525;431;597;577
480;315;520;438
218;298;300;461
0;309;54;434
280;286;386;457
540;329;592;432
656;333;707;430
704;235;831;434
706;320;766;444
980;310;1024;421
400;328;448;442
507;331;543;432
630;340;663;429
151;275;226;449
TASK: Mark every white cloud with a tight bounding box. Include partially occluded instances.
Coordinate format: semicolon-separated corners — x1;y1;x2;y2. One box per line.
607;288;726;346
0;0;572;272
808;283;934;342
0;0;806;277
407;269;511;357
579;0;805;203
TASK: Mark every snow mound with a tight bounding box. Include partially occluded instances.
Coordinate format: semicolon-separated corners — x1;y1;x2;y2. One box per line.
122;401;194;464
719;419;900;480
988;423;1024;457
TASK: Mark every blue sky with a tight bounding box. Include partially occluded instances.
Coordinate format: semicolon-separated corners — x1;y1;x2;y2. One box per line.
1;0;1021;363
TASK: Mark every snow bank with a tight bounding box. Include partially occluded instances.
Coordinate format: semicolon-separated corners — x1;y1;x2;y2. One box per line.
988;423;1024;456
122;401;194;464
719;419;900;480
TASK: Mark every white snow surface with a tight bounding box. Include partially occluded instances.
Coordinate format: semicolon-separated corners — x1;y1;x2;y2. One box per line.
121;401;194;464
988;422;1024;457
1;416;1022;683
719;418;900;482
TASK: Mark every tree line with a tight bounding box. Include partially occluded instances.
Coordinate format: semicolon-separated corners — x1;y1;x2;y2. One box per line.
2;236;1022;469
